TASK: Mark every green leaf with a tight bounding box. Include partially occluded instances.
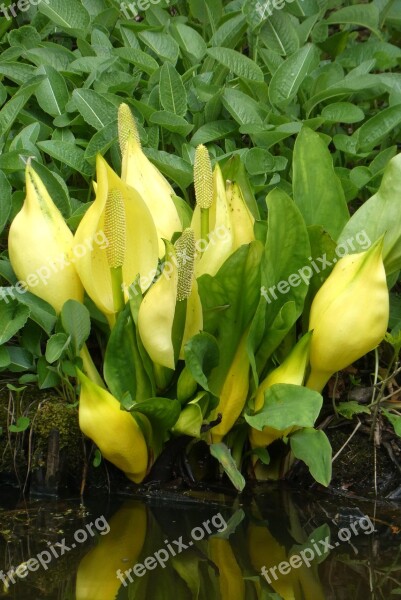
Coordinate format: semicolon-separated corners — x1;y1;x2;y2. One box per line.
72;89;117;131
131;397;181;434
337;401;371;419
138;30;179;63
34;65;69;117
355;104;401;151
150;111;193;136
37;141;93;177
143;148;193;189
113;47;159;75
184;332;220;392
38;0;91;31
104;302;154;403
245;384;323;431
191;121;237;146
207;47;264;81
321;102;365;124
382;409;401;437
12;289;57;335
171;23;207;63
325;3;380;36
31;160;71;218
159;63;188;117
0;76;45;137
337;154;401;275
9;416;30;433
45;333;71;363
172;403;203;437
293;127;349;240
0;170;12;235
290;428;332;486
85;121;118;162
210;442;245;492
269;44;320;105
37;356;61;389
61;300;91;355
222;88;264;125
260;11;300;56
0;299;30;344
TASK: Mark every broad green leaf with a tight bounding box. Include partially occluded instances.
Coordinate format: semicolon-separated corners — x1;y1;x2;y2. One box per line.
45;333;71;363
104;302;154;403
150;111;193;136
260;11;300;56
85;121;118;162
383;409;401;437
37;141;93;177
325;3;380;36
355;104;401;151
337;154;401;275
138;31;179;63
9;416;30;433
143;148;193;189
30;160;71;218
184;332;220;392
37;356;61;389
131;397;181;433
38;0;91;31
7;347;34;372
337;401;371;419
171;23;207;62
0;171;11;235
61;300;90;354
191;121;237;146
207;47;264;82
113;47;159;75
293;127;349;239
159;63;188;117
72;89;116;131
210;443;245;491
321;102;365;124
209;12;247;48
249;190;310;381
12;289;57;335
269;44;320;105
34;65;69;117
0;63;35;85
0;76;45;137
0;299;30;344
222;88;264;125
245;384;323;431
290;428;332;486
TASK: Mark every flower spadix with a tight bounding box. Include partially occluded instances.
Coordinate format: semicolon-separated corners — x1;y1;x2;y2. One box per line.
73;155;159;323
307;237;389;392
118;103;182;255
250;332;312;448
77;370;148;483
8;163;83;313
138;228;203;370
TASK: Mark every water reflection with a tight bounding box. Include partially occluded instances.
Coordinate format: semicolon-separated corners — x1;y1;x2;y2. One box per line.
0;486;400;599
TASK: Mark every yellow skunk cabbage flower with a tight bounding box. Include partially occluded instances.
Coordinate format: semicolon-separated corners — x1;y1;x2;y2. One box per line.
76;502;147;600
226;180;255;248
211;331;250;443
250;332;312;449
8;163;83;313
73;155;159;324
138;229;202;370
306;238;389;392
78;370;148;483
119;103;182;255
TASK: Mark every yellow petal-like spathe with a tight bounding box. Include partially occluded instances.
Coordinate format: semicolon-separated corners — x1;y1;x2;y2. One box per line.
307;238;389;392
192;164;234;277
180;280;203;359
122;134;182;256
250;332;311;448
8;164;83;313
73;155;159;318
138;241;178;370
78;370;148;483
226;181;255;248
76;502;147;600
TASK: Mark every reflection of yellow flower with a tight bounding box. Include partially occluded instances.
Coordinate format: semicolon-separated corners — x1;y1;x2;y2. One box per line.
209;537;245;600
8;164;83;313
73;155;159;324
307;238;389;392
76;502;147;600
78;370;148;483
119;103;182;256
250;332;311;448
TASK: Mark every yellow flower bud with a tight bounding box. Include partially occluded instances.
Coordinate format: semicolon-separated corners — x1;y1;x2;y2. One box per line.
119;103;182;256
76;502;147;600
250;332;312;448
77;370;148;483
8;164;83;313
306;238;389;392
73;155;159;323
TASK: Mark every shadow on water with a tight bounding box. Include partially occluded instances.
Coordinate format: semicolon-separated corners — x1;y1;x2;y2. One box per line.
0;485;400;599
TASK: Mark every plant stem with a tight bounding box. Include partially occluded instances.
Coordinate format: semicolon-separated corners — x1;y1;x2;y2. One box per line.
80;344;105;388
110;266;125;314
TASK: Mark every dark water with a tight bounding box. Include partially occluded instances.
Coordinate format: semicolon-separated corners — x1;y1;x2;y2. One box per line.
0;485;400;599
